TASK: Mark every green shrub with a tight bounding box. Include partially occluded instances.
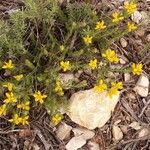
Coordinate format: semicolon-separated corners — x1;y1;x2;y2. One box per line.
0;0;142;125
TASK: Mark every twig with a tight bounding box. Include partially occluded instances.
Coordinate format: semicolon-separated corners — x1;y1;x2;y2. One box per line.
0;129;21;134
35;129;51;150
121;99;142;124
138;98;150;118
108;135;150;150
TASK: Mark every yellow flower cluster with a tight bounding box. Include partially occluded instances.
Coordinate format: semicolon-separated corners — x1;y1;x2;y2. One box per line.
9;114;29;125
127;22;137;32
4;92;17;104
60;45;65;51
94;80;123;98
13;74;23;81
82;2;137;46
52;114;63;125
3;82;16;104
33;91;47;104
3;82;13;91
124;2;137;14
54;80;64;96
102;49;119;63
89;59;97;70
131;63;143;75
107;82;123;98
1;59;50;126
94;80;107;93
17;101;30;111
2;59;14;69
60;61;70;72
1;76;29;125
95;20;106;30
112;12;124;23
83;35;93;45
0;104;7;116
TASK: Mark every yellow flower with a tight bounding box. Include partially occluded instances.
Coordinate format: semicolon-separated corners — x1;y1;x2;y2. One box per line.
89;59;98;70
102;49;119;63
0;104;7;116
9;114;22;125
107;87;118;98
20;116;29;125
33;91;47;104
131;63;143;75
54;80;64;96
3;82;13;91
60;45;65;51
83;35;93;45
17;101;30;111
94;80;107;93
13;74;23;81
52;114;63;125
95;20;106;30
111;82;123;90
4;92;17;104
112;12;124;23
107;82;123;98
124;2;137;14
60;61;70;72
127;22;137;32
2;59;14;69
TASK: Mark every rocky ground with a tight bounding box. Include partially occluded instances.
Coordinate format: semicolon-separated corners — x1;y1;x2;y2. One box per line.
0;0;150;150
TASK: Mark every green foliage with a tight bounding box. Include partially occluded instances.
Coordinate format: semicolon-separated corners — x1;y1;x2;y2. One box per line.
0;0;140;125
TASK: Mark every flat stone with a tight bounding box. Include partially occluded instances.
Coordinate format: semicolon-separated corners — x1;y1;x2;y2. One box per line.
67;89;120;129
66;136;86;150
56;122;72;140
72;127;95;140
112;125;123;141
129;122;141;130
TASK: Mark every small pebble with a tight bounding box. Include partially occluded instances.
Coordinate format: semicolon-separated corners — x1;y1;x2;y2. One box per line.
120;38;128;48
112;125;123;141
146;34;150;42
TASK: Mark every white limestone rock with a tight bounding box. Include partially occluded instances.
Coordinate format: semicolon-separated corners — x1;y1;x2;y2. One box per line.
134;74;149;97
67;89;120;129
131;11;142;24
